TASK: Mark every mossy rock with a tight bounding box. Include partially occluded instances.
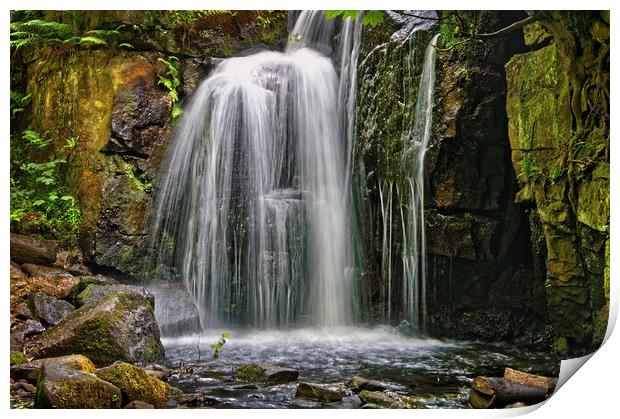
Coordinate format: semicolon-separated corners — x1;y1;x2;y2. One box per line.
95;362;173;408
76;284;154;308
30;291;164;367
11;354;95;384
234;363;298;384
358;390;426;409
35;358;121;408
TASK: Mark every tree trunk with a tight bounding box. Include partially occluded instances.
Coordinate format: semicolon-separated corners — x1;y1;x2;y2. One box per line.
503;368;558;394
469;377;548;408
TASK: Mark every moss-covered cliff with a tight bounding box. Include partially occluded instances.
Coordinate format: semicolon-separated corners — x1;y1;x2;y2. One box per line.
11;11;288;276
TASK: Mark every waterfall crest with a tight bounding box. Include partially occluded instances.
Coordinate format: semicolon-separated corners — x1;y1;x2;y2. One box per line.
148;11;361;329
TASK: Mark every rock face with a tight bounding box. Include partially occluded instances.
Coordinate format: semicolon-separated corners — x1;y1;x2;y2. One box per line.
35;356;122;408
355;11;551;345
295;382;345;402
29;292;75;326
10;233;58;265
234;363;299;385
94;362;172;408
18;11;288;277
146;281;201;336
505;12;609;354
30;291;165;366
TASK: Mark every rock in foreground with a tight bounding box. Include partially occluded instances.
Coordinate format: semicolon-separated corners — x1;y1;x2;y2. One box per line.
29;292;75;326
30;291;164;366
234;363;299;384
35;356;121;408
296;382;345;402
358;390;425;409
95;362;174;408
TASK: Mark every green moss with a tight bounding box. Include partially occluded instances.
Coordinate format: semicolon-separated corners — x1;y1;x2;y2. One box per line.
95;362;170;408
121;159;152;192
234;363;266;382
10;351;28;366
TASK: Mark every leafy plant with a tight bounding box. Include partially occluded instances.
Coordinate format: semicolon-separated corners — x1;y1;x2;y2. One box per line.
210;332;231;360
157;55;183;123
324;10;385;27
10;90;31;118
520;152;541;180
548;160;564;184
10;130;81;246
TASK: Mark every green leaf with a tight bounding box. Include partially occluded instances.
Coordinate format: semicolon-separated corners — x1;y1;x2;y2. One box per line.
118;42;134;49
78;36;107;45
362;11;384;27
222;332;231;339
33;199;46;207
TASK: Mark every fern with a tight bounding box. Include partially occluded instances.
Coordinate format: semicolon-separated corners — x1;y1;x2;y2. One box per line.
78;36;107;45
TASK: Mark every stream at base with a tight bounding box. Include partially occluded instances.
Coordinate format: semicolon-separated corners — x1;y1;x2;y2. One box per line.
162;327;560;409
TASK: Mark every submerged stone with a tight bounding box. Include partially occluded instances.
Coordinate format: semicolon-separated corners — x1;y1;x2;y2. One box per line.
358;390;425;409
234;363;299;384
347;376;396;393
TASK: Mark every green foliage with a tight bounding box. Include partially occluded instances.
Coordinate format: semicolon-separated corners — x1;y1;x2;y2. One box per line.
10;16;127;51
157;55;182;123
210;332;231;360
548;160;564;184
520;152;541;180
324;10;385;27
122;160;153;192
10;90;32;118
10;129;81;246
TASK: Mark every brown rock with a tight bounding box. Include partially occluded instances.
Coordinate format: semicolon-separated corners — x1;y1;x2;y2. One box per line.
10;233;58;265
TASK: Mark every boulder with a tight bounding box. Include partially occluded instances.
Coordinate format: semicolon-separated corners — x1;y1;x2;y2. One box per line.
11;354;95;383
347;376;396;393
76;284;154;308
74;274;119;294
95;361;174;408
124;400;155;409
146;281;202;336
21;263;68;277
10;233;58;265
29;292;75;326
234;363;299;385
295;382;345;402
30;291;165;367
35;357;122;408
54;250;91;276
10;272;79;308
358;390;425;409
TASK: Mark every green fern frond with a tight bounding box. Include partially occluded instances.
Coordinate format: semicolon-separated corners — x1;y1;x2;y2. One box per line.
78;36;107;45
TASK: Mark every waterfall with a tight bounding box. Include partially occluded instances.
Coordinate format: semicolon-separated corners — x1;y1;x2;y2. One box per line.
401;34;440;331
148;11;362;329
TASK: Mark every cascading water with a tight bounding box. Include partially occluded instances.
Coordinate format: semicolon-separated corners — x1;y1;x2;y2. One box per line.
148;11;362;329
401;33;440;331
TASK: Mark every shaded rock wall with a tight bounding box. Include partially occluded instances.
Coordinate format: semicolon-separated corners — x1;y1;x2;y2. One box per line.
505;12;609;355
16;11;288;276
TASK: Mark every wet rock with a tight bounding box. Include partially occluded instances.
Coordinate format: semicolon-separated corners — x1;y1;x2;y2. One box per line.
76;283;155;308
75;274;119;292
10;233;58;265
30;291;165;367
361;403;382;409
10;351;28;366
234;363;299;384
358;390;425;409
125;400;155;409
347;376;395;393
295;382;345;402
29;292;75;326
35;357;122;408
95;361;175;408
146;281;201;336
145;369;169;382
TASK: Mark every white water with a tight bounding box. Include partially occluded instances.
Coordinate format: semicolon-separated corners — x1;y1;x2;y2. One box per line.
149;11;362;329
401;34;440;331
